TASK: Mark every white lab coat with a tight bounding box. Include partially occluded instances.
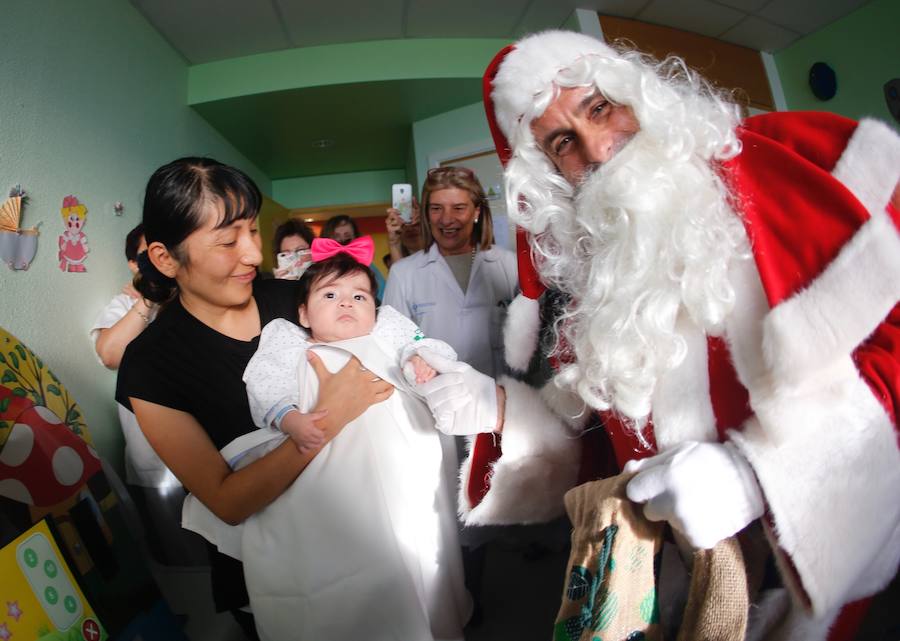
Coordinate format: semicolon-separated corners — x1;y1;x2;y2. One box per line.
383;243;518;378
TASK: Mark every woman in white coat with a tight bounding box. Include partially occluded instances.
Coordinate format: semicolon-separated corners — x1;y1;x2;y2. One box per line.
382;165;518;624
383;166;517;378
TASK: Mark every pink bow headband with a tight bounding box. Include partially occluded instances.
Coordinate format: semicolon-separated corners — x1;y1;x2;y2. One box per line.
310;235;374;266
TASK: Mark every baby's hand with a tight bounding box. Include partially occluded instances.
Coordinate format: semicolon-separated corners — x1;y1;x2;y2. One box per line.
408;354;436;385
280;409;328;454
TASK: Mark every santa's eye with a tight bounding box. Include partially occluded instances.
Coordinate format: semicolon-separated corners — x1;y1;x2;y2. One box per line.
555;135;574;156
590;100;608;118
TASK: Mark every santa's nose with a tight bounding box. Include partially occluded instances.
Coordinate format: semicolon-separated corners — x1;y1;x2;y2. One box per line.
583;132;618;165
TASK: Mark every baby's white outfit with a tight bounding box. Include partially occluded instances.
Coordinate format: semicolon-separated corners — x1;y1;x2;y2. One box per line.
183;305;469;641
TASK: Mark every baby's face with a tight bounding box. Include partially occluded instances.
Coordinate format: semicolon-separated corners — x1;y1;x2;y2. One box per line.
300;271;376;343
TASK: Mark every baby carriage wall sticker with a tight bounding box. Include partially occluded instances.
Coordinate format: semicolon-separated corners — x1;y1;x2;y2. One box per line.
0;185;40;271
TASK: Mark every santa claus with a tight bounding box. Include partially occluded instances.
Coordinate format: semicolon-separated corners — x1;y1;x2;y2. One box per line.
415;29;900;641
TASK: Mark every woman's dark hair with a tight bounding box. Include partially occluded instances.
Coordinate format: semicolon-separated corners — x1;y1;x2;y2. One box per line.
273;218;315;259
296;253;378;321
320;215;359;242
125;223;145;262
135;157;262;303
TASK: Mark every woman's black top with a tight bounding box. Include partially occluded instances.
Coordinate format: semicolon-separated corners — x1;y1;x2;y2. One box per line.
116;277;300;611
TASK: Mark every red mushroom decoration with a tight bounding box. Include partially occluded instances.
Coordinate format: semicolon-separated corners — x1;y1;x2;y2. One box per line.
1;327;101;507
0;387;101;507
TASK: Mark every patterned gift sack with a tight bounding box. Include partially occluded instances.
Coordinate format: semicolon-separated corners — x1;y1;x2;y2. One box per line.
554;474;664;641
554;474;749;641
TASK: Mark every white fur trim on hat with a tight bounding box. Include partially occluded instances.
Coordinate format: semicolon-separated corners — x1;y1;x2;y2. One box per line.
503;293;541;373
491;30;616;141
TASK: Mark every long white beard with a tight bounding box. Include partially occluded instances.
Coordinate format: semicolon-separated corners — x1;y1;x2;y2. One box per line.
546;131;748;424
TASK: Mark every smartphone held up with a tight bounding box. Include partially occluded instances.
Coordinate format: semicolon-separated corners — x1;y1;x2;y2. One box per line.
276;248;312;280
392;184;413;223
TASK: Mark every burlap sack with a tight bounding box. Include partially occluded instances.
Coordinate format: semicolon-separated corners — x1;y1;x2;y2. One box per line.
553;475;749;641
676;537;748;641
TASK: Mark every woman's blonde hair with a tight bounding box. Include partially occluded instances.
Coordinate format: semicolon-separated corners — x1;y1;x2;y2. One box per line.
420;166;494;250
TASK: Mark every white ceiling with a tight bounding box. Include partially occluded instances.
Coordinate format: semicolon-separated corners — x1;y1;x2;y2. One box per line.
133;0;872;65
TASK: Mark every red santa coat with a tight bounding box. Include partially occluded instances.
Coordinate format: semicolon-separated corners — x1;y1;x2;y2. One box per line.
458;112;900;632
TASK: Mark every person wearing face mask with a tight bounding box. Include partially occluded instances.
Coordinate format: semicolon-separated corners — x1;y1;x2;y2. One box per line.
382;166;518;623
320;213;386;300
271;218;315;280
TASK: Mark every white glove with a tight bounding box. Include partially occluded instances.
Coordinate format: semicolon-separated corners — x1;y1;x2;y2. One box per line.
400;338;457;388
416;347;498;435
624;441;764;549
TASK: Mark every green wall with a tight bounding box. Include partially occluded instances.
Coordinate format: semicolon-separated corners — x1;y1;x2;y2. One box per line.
188;38;511;104
272;169;407;208
774;0;899;125
0;0;268;474
411;102;494;191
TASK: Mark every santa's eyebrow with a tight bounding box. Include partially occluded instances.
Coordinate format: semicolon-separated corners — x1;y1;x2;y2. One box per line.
577;89;603;112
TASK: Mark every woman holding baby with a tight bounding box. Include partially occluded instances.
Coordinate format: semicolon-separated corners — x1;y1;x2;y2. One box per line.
117;157;483;640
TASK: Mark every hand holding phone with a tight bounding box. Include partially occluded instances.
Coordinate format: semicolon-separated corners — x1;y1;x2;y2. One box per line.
275;248;312;280
392;184;413;223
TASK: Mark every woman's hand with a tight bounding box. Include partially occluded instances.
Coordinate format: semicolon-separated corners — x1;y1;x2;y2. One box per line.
122;281;141;300
408;196;421;227
386;198;421;244
307;352;393;438
385;208;404;246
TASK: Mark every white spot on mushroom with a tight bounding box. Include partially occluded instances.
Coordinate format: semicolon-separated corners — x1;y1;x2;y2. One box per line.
52;446;84;486
0;478;33;503
0;423;35;467
33;406;64;424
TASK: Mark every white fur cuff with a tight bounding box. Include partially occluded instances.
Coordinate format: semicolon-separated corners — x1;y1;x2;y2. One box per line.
503;294;542;373
730;375;900;616
763;117;900;385
763;205;900;385
459;376;581;525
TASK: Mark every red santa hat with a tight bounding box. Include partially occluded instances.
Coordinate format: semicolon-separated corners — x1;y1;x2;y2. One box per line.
487;30;618;150
483;31;616;372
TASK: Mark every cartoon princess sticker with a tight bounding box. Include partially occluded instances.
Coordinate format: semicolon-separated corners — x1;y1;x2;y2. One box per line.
58;195;89;272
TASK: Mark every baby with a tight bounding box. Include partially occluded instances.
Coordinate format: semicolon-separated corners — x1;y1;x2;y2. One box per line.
244;241;455;453
224;236;470;641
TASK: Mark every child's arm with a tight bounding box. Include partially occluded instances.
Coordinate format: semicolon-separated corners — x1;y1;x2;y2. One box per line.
407;354;436;385
400;338;457;389
243;320;309;429
278;407;328;454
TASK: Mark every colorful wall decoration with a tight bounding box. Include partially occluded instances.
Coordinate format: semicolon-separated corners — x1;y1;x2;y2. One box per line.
0;520;107;641
57;196;89;273
0;186;39;271
0;325;186;641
